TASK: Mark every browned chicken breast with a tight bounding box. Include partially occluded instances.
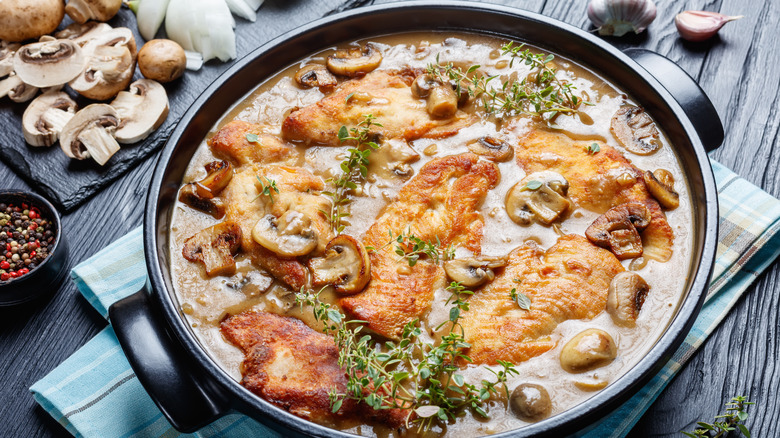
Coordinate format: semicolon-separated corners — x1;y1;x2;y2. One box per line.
340;153;500;339
462;234;624;365
221;310;408;428
282;69;474;146
209;120;297;166
514;130;674;261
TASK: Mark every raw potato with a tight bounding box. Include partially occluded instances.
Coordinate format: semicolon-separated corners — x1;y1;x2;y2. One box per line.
138;39;186;83
0;0;65;42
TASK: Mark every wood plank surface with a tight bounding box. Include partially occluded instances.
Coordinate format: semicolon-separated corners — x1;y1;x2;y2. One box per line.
1;0;777;437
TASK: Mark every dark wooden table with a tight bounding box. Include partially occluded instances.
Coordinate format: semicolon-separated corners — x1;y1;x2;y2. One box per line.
2;0;778;436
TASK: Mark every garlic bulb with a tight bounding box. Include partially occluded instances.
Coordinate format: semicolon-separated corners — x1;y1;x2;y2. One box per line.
675;11;743;42
587;0;657;37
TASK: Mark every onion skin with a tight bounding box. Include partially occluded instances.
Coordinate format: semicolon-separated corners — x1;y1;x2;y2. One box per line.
675;11;743;42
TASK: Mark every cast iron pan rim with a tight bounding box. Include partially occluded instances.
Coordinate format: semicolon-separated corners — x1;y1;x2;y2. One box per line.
144;1;719;436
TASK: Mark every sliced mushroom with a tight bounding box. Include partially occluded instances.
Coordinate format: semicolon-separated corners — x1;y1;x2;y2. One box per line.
610;106;661;155
182;221;242;276
22;91;78;147
443;255;507;287
326;44;382;77
110;79;169;143
560;329;617;373
70;28;137;100
0;41;20;78
309;235;371;294
506;171;571;226
410;73;438;99
467;136;514;162
55;22;113;46
252;210;319;257
607;271;650;327
60;104;121;165
369;139;420;180
178;160;233;218
643;169;679;210
294;64;337;91
12;39;85;88
509;383;552;422
585;202;651;260
0;74;39;102
65;0;122;24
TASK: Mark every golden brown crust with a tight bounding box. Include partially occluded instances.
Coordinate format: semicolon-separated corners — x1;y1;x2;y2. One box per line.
208;120;297;166
221;311;408;428
514;130;674;261
462;235;625;365
341;153;500;339
281;69;475;146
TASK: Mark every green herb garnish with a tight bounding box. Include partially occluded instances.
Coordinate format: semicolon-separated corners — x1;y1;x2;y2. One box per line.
586;142;600;154
510;287;531;311
387;228;454;267
254;176;279;203
323;114;381;234
683;396;754;438
525;180;543;190
245;133;259;143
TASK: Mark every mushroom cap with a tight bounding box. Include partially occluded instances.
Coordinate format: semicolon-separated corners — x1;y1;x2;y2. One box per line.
443;256;507;287
110;79;170;143
510;383;552;422
252;212;319;257
182;221;242;277
467;136;514;162
326;44;382;77
55;22;113;47
66;0;122;24
0;0;65;42
13;39;86;88
607;271;650;326
309;235;371;294
506;171;571;226
138;39;187;83
610;106;661;155
60;103;120;160
23;91;78;147
643;169;679;210
585;202;651;259
559;328;617;373
294;64;337;90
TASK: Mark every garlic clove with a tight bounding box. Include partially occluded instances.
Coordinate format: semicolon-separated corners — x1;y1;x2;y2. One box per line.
675;11;743;42
588;0;658;37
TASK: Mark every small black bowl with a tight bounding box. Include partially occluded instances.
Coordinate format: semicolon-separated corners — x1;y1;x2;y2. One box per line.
0;190;67;306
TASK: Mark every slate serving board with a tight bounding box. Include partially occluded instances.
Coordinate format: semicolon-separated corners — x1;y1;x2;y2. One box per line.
0;0;372;212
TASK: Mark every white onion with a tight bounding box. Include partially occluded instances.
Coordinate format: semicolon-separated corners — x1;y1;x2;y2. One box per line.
135;0;171;41
225;0;256;22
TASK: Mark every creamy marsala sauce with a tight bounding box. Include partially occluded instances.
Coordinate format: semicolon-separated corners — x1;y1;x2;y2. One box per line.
169;33;692;437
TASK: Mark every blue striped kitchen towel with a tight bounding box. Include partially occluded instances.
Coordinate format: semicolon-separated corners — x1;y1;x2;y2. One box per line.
30;160;780;438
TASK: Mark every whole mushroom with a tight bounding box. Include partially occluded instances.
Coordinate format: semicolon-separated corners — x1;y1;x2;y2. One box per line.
560;328;618;373
138;39;186;83
509;383;552;422
0;0;65;43
607;271;650;327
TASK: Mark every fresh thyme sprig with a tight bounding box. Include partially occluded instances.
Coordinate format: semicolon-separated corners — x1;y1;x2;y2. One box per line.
509;287;532;311
386;228;455;267
295;282;519;432
426;41;586;121
253;176;279;203
322;114;381;234
683;396;754;438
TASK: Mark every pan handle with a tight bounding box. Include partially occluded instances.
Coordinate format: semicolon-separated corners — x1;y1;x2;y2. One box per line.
109;286;229;432
623;48;723;152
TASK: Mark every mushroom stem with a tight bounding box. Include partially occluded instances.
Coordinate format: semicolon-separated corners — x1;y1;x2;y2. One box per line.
42;108;75;135
78;125;120;165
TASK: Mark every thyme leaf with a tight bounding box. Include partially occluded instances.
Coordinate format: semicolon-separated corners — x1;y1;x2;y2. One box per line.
245;133;259;143
510;287;531;311
387;228;453;267
586;142;600;154
253;176;279;203
682;396;754;438
324;114;381;234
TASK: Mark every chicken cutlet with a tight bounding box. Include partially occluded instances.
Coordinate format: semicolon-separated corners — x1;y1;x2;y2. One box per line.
221;310;408;428
218;146;332;290
282;69;474;146
208;120;298;166
514;130;674;261
462;234;625;365
340;153;500;339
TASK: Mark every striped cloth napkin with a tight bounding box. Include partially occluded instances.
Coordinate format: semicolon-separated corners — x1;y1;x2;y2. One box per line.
30;160;780;438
